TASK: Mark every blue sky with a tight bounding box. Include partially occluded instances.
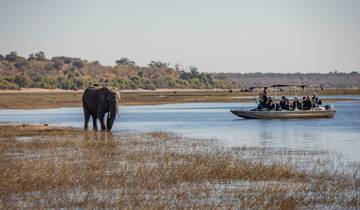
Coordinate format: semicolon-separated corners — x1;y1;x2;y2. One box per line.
0;0;359;73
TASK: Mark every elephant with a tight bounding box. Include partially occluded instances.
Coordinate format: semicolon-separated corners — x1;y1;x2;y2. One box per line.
82;86;119;131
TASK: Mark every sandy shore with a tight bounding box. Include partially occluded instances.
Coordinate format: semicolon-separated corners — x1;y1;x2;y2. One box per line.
0;88;359;109
0;88;231;93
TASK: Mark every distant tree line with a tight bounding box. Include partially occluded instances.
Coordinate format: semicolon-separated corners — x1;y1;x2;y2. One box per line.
0;51;231;90
1;51;359;90
212;72;360;89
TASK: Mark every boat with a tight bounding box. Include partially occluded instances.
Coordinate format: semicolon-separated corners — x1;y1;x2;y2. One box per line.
231;84;336;119
231;107;336;119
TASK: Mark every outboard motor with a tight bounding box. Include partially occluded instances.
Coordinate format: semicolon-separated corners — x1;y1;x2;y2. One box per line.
325;105;334;110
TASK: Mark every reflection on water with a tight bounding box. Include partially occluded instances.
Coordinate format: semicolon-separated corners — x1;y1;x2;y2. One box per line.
1;97;360;161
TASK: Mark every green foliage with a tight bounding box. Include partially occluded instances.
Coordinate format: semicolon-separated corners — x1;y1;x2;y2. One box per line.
28;51;46;61
5;51;18;62
143;79;156;90
14;75;30;88
72;59;85;69
33;76;56;89
57;76;76;89
149;61;170;69
14;58;27;69
0;51;237;90
0;78;18;90
115;57;135;66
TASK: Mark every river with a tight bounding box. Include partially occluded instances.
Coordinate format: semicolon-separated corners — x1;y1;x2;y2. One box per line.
1;97;360;161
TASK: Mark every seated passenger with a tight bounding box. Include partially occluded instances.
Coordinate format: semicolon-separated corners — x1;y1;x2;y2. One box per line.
279;96;289;110
274;103;281;111
266;97;274;110
317;98;323;105
285;100;290;110
303;96;312;110
292;97;301;110
311;92;317;103
311;94;323;107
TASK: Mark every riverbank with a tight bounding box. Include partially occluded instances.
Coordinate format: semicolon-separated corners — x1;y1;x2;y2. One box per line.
0;124;359;209
0;88;359;109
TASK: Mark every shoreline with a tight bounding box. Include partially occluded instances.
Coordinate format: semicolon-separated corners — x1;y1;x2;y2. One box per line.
0;88;359;109
1;87;360;93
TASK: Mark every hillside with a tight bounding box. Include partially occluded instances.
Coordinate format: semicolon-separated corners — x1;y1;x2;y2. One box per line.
0;51;233;90
1;51;359;90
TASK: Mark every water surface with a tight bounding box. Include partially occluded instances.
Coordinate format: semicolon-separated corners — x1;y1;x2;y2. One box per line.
1;98;360;161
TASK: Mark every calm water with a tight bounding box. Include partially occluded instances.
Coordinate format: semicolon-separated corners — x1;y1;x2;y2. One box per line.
1;98;360;161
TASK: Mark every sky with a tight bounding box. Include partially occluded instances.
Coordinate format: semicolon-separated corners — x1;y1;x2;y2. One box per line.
0;0;359;73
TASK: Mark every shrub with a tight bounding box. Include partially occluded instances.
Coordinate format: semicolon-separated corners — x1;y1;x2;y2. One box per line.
5;51;18;62
0;78;18;89
14;75;30;88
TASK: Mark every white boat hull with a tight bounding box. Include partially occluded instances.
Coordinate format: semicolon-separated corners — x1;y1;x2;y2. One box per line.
230;109;336;119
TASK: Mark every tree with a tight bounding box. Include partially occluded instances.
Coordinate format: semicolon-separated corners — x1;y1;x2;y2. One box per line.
5;51;18;62
148;61;170;69
0;54;4;61
115;57;135;66
64;57;72;64
28;53;36;60
190;66;199;77
14;58;27;69
35;51;46;61
14;75;30;88
72;58;85;69
52;59;63;71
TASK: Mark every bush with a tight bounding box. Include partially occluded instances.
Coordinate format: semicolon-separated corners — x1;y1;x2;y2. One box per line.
5;51;18;62
72;59;85;69
40;76;56;89
143;79;156;90
115;57;135;66
14;75;30;88
0;78;18;89
14;58;27;69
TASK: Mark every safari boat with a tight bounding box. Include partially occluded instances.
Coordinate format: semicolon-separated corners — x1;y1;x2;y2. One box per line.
231;107;336;119
231;84;336;119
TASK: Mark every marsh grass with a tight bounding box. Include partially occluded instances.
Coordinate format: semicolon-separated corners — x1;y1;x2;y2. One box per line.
0;125;359;209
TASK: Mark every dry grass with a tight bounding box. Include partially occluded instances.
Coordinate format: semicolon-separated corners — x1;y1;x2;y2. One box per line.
0;88;359;109
0;125;359;209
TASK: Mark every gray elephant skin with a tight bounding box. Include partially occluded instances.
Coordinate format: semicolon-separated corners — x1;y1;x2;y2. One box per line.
82;86;118;131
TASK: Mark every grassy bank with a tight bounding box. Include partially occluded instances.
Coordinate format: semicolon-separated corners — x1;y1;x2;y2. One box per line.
1;88;360;109
0;124;359;209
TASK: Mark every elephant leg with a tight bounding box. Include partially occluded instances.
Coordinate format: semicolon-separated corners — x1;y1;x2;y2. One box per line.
99;113;106;131
97;107;106;131
92;115;98;131
83;107;90;130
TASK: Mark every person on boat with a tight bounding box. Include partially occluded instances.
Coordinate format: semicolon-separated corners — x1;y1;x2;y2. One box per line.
311;92;323;107
292;97;301;110
303;96;312;110
279;96;290;110
266;97;274;110
262;87;268;104
257;93;266;109
266;97;281;111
